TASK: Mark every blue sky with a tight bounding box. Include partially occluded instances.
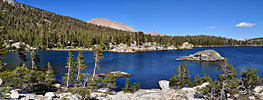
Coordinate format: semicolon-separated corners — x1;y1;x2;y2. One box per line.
16;0;263;39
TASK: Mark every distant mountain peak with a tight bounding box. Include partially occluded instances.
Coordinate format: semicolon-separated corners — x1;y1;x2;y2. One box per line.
87;18;137;32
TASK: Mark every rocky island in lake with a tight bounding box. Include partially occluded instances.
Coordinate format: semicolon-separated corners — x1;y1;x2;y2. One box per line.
177;49;225;61
98;71;131;78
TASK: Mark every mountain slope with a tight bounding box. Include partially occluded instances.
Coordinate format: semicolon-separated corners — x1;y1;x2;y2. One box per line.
0;0;136;49
87;18;137;32
0;0;262;49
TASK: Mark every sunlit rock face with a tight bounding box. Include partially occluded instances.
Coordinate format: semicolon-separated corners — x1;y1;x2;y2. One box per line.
87;18;137;32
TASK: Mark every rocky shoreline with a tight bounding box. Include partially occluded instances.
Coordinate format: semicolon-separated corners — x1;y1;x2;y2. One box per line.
2;79;263;100
0;79;204;100
5;41;193;53
109;42;193;53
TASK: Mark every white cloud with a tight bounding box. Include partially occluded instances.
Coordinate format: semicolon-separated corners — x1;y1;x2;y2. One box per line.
206;26;216;29
235;22;256;27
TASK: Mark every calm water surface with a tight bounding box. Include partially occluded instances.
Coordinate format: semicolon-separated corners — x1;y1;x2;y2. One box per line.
3;47;263;89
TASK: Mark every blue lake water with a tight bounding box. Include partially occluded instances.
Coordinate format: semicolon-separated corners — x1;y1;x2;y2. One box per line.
2;47;263;89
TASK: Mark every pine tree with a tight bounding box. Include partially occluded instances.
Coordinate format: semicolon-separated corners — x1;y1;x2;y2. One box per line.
193;74;211;86
63;51;76;88
0;26;6;70
17;43;27;66
30;50;40;70
70;87;90;100
85;77;102;89
92;46;104;79
240;67;262;94
76;51;86;86
130;82;140;92
12;64;31;87
122;77;131;92
196;61;239;100
102;74;117;90
193;74;201;86
196;79;221;100
217;60;239;100
169;63;191;89
45;62;54;84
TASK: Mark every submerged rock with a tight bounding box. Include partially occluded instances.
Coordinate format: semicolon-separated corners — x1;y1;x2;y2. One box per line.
98;71;131;78
177;49;225;61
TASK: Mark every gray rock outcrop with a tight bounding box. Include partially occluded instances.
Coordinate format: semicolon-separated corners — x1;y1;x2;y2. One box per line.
178;42;193;49
0;78;2;86
193;82;209;90
110;42;178;53
54;83;61;88
98;88;109;93
10;90;20;99
253;86;263;93
45;92;58;100
177;49;225;61
102;88;202;100
159;80;170;90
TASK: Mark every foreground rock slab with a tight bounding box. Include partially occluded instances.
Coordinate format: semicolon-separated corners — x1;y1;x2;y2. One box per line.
97;88;203;100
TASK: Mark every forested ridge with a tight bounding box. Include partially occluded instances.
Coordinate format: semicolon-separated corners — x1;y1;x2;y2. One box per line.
0;0;262;50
